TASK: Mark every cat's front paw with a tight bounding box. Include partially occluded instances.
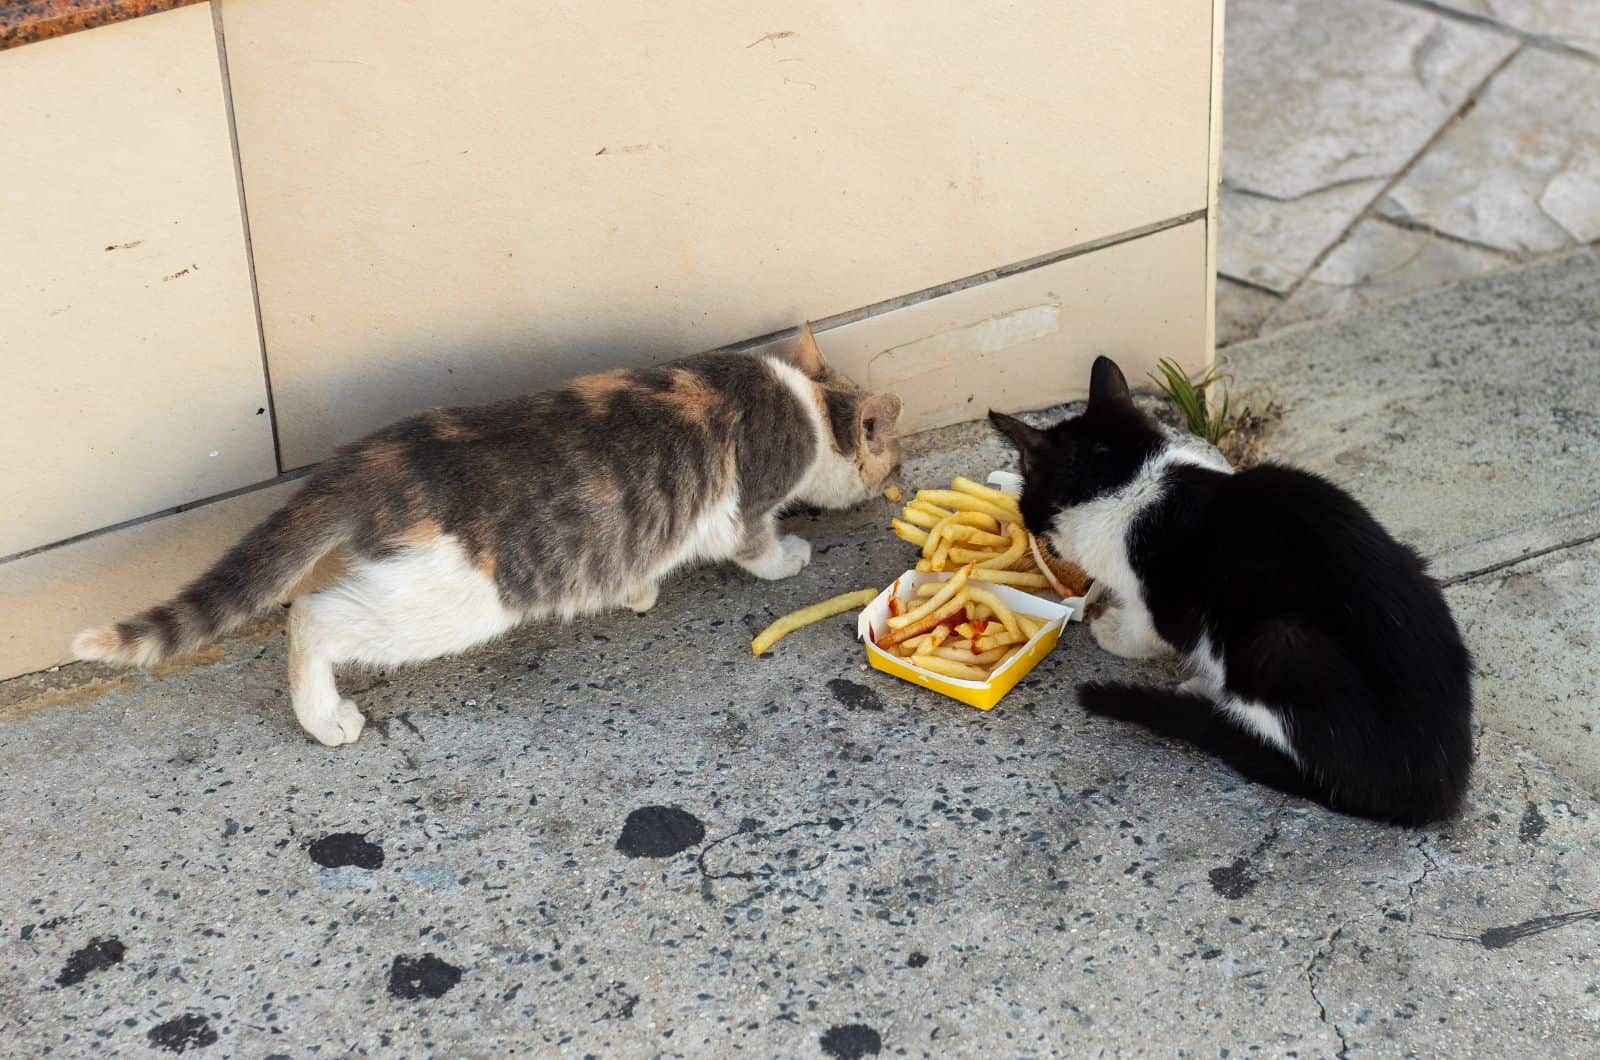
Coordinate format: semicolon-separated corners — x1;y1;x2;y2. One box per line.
773;534;812;579
303;699;366;747
1090;606;1167;660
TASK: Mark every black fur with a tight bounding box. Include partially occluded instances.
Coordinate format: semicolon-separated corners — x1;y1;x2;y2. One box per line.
991;357;1474;825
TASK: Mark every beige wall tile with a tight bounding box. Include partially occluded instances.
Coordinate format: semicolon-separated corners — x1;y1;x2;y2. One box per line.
220;0;1215;467
751;221;1209;431
0;4;275;557
0;480;298;681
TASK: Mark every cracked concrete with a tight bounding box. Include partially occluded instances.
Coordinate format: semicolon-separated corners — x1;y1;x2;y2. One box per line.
3;250;1600;1057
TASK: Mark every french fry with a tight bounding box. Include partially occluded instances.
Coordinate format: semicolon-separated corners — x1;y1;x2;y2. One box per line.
950;475;1023;512
907;499;954;521
913;625;952;656
1027;533;1070;597
751;588;878;655
932;646;1008;665
942;525;1010;548
887;563;973;629
923;511;1001;557
976;525;1028;570
975;630;1025;651
914;489;1015;524
879;596;968;648
966;586;1022;638
910;655;990;681
929;537;952;569
968;568;1051;589
898;507;943;530
888;595;905;618
891;519;930;546
884;486;902;502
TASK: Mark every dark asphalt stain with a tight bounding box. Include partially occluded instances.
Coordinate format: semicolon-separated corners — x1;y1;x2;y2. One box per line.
827;678;883;711
147;1013;217;1053
1208;858;1258;899
1478;908;1600;950
56;937;125;986
616;805;706;858
1518;801;1547;842
388;954;463;999
906;951;928;968
820;1023;883;1058
308;832;384;870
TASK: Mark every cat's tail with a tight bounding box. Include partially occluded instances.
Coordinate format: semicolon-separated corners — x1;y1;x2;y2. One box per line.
72;485;350;667
1077;682;1326;805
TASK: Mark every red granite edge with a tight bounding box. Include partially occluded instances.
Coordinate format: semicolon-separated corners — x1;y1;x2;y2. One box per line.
0;0;207;52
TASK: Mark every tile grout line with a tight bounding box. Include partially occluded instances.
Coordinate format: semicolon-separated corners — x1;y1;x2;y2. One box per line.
211;0;283;475
1368;214;1522;262
0;468;315;568
1276;43;1525;305
0;212;1206;569
721;209;1207;350
1385;0;1600;66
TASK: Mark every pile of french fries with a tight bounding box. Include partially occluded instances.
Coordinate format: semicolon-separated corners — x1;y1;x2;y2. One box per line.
890;476;1090;598
872;562;1048;681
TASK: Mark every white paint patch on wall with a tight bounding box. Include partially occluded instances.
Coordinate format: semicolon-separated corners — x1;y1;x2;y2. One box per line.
870;303;1062;381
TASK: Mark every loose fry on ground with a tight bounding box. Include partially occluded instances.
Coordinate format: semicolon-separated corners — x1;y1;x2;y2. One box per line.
884;486;902;502
880;595;969;648
887;563;973;629
911;656;991;681
751;588;878;655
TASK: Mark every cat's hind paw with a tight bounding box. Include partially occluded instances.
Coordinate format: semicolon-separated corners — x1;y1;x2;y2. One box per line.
627;583;660;614
302;699;366;747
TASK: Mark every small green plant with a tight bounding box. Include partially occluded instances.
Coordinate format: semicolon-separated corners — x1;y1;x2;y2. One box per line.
1150;358;1232;446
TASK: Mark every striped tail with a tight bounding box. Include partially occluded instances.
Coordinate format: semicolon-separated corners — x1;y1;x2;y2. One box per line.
72;487;348;667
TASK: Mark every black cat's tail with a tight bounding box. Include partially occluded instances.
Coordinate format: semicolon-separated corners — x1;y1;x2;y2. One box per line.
1077;682;1327;806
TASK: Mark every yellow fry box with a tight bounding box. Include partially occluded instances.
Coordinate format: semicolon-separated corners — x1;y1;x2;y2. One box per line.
856;570;1087;711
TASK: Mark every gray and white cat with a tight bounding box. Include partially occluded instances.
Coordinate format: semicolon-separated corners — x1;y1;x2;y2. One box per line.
75;326;902;746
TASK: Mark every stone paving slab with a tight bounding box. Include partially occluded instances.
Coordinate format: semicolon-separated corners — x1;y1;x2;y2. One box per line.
1219;0;1516;291
1272;216;1514;327
1382;45;1600;254
1428;0;1600;57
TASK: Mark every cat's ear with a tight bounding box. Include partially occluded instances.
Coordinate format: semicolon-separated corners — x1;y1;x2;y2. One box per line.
1088;356;1132;409
859;392;902;454
989;410;1049;473
784;322;829;379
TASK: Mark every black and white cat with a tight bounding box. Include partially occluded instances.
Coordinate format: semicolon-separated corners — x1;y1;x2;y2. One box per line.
990;357;1473;824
